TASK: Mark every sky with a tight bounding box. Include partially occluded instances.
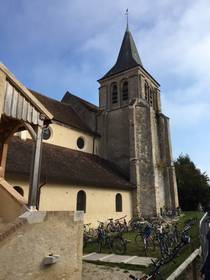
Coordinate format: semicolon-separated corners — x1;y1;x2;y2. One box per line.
0;0;210;176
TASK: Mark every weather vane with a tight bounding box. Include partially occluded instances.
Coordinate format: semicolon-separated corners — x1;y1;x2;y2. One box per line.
125;8;129;30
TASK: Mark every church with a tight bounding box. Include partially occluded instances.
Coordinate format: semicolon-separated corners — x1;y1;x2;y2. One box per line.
4;26;179;225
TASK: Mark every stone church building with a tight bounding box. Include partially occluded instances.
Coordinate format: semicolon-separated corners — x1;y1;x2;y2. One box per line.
5;27;179;225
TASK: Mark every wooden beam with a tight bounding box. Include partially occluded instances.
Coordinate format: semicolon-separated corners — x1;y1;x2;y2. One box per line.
23;122;36;141
0;70;6;118
0;119;22;178
0;63;53;120
28;125;43;209
0;142;8;178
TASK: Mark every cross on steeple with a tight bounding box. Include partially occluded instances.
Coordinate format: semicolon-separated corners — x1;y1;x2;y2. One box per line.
99;15;143;80
125;8;129;31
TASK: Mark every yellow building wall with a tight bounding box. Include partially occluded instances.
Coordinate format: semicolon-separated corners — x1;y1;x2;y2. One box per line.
7;178;133;227
20;123;97;154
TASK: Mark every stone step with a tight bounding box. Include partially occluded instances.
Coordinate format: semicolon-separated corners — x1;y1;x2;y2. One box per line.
83;252;156;267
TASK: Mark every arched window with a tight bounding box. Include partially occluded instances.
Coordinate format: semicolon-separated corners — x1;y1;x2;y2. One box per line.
111;83;118;104
115;193;122;212
122;81;128;101
13;186;24;196
153;88;158;110
144;82;149;102
76;190;86;212
149;87;153;107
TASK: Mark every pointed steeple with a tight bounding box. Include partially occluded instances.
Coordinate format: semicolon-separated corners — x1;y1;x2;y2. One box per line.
101;28;143;80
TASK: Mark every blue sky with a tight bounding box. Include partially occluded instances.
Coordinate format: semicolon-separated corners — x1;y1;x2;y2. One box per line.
1;0;210;176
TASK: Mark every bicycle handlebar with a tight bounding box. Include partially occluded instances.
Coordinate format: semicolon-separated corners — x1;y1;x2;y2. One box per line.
115;215;127;221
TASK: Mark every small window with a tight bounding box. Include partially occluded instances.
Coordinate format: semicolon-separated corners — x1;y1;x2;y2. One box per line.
122;81;128;101
144;82;149;102
149;87;153;107
116;193;122;212
76;190;86;212
77;137;85;149
13;186;24;196
153;89;158;110
111;84;118;104
43;127;51;140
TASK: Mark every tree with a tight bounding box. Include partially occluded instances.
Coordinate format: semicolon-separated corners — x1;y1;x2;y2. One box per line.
174;154;210;211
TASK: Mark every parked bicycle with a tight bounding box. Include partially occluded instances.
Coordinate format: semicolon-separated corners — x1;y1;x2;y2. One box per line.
83;223;97;248
135;222;156;256
97;225;127;254
130;223;192;280
106;215;128;233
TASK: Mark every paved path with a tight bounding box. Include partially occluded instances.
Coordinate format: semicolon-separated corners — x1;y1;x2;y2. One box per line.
83;252;155;267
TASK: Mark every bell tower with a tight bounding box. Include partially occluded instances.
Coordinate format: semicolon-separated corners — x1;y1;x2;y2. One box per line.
97;26;179;216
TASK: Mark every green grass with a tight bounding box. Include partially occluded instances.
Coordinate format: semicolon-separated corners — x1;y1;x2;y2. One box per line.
83;211;203;278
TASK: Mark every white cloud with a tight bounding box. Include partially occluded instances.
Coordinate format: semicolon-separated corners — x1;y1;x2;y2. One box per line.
1;0;210;174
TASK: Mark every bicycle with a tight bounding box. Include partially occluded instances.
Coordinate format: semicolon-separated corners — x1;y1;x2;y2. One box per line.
135;223;156;256
114;215;128;232
129;258;164;279
97;226;127;254
130;224;192;280
83;223;97;248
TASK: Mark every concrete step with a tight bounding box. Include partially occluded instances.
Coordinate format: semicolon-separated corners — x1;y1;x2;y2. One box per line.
83;252;156;267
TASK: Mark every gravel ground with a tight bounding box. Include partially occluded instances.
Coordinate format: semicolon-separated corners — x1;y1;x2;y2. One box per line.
82;262;143;280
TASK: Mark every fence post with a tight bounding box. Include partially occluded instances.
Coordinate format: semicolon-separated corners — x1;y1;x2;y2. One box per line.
191;243;198;280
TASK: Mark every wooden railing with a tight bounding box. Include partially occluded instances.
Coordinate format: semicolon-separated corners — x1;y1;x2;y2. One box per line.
167;247;200;280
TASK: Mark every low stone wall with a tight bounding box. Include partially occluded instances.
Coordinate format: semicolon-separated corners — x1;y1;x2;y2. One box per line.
0;211;83;280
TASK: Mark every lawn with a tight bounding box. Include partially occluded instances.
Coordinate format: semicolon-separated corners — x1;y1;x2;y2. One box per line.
83;211;203;278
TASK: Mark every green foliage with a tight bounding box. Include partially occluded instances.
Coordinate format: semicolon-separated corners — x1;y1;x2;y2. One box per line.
175;154;210;210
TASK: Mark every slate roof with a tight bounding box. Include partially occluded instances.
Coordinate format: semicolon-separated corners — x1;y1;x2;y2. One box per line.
62;91;99;113
29;89;96;135
6;137;134;190
101;29;143;80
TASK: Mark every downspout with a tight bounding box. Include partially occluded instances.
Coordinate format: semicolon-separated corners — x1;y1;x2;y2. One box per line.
36;179;47;210
36;144;48;209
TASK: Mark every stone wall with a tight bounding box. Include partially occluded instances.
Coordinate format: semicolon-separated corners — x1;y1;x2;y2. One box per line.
135;104;157;216
97;64;179;217
0;211;83;280
157;113;179;209
98;107;130;177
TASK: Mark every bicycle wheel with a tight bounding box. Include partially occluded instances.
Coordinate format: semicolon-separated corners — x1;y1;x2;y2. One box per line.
112;237;126;255
107;223;115;232
135;234;142;247
144;237;156;256
97;238;104;253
